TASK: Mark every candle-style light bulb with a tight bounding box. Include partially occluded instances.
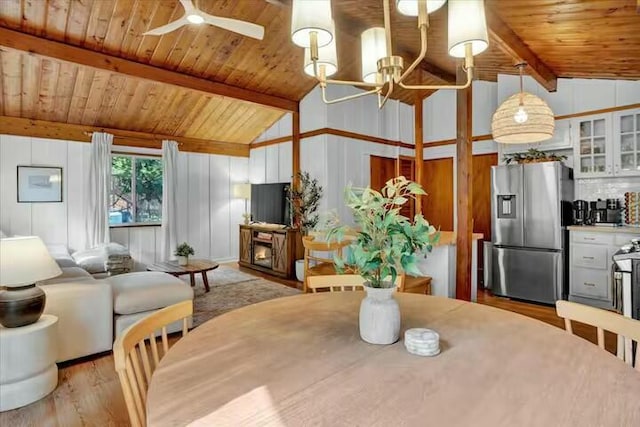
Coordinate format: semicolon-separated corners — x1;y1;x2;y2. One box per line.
514;106;528;124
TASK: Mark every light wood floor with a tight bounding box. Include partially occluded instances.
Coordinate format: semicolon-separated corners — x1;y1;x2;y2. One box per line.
0;269;618;426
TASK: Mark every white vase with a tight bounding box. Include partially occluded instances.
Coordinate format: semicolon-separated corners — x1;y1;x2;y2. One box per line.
177;256;188;266
295;259;305;282
359;284;400;345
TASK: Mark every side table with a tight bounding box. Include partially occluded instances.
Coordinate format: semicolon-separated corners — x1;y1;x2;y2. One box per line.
0;314;59;412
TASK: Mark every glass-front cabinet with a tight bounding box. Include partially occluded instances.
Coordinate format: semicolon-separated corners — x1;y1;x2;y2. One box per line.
613;108;640;177
572;113;612;178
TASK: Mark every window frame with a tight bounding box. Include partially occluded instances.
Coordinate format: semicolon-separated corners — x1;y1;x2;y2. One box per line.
109;153;163;228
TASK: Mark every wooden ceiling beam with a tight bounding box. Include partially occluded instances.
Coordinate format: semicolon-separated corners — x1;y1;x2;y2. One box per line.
0;116;250;157
0;27;298;112
485;8;558;92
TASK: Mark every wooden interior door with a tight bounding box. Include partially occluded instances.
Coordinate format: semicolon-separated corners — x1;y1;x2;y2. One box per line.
421;157;454;231
370;155;415;219
370;155;397;191
472;153;498;288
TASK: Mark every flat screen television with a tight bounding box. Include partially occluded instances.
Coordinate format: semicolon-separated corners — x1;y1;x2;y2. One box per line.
251;182;290;225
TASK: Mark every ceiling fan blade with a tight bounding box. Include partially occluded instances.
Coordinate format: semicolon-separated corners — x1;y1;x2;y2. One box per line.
201;13;265;40
179;0;196;14
143;17;188;36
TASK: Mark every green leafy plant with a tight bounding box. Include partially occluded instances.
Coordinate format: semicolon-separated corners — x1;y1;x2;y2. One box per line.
503;148;567;164
327;177;439;288
288;171;323;235
175;242;195;257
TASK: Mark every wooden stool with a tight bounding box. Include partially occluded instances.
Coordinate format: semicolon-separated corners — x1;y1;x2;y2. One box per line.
402;276;432;295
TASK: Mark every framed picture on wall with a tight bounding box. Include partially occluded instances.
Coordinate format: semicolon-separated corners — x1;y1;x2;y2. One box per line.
17;166;63;203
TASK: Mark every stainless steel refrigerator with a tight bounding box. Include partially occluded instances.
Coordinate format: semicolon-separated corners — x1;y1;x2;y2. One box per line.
491;162;574;304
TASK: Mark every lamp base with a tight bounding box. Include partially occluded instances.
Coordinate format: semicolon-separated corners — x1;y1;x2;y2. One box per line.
0;284;46;328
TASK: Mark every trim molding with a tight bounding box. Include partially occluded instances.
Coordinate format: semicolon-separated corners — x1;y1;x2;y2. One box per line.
250;127;415;150
555;103;640;121
0;116;250;157
249;103;640;151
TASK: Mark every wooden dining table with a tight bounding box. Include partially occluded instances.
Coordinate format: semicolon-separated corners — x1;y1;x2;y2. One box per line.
147;292;640;426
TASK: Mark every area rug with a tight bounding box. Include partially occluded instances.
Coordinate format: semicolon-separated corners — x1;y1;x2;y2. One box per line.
188;266;301;327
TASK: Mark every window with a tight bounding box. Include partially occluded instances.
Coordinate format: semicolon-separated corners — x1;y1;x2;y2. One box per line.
110;155;163;226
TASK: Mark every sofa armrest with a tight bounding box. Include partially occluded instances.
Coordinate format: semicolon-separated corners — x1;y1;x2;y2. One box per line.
41;281;113;362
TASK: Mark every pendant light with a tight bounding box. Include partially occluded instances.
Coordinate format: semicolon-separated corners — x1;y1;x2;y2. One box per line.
491;64;555;144
361;27;387;83
448;0;489;58
304;38;338;77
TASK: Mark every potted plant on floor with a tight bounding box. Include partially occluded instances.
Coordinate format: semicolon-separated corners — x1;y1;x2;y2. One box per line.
287;171;323;282
328;176;439;345
175;242;195;266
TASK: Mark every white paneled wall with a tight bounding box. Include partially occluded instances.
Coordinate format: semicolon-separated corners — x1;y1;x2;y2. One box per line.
0;135;91;250
0;134;248;266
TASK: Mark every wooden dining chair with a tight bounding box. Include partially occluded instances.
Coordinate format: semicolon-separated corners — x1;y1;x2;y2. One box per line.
307;274;404;293
301;235;354;292
556;300;640;371
113;300;193;427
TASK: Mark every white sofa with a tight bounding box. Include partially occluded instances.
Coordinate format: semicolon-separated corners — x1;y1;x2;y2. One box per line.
40;267;193;363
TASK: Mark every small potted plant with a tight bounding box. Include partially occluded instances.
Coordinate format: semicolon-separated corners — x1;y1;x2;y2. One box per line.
328;176;439;345
175;242;195;266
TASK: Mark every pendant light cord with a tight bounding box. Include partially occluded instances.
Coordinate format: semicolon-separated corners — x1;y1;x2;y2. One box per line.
518;63;525;107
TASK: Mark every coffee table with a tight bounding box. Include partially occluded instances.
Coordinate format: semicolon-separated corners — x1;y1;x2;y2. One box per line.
146;259;219;292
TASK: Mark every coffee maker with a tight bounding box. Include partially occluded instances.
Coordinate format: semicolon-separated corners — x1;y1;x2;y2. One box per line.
590;198;622;225
573;200;590;225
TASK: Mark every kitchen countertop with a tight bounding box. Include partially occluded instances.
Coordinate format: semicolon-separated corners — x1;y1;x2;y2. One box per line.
309;230;483;246
568;225;640;234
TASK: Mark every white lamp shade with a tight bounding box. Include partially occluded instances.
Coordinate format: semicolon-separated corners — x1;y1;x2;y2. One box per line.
304;38;338;77
291;0;334;49
447;0;489;58
396;0;447;16
232;183;252;200
0;236;62;286
491;92;556;144
361;27;387;83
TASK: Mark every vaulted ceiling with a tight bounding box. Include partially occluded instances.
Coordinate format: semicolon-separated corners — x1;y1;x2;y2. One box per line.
0;0;638;146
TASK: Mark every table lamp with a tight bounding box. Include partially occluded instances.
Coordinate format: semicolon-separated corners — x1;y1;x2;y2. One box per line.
232;183;252;225
0;236;62;328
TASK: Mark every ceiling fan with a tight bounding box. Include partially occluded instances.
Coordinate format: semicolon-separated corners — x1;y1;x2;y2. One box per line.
143;0;265;40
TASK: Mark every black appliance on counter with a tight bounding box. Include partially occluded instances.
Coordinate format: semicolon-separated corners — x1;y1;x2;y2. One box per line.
590;198;622;225
573;200;590;225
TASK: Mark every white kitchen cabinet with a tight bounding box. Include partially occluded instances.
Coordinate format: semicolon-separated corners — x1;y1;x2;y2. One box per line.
572;113;613;178
612;108;640;177
569;229;640;310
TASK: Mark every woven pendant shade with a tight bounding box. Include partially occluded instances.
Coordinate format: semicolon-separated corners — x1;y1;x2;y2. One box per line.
491;92;555;144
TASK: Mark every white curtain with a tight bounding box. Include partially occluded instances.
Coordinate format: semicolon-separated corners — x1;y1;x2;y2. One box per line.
85;132;113;248
161;140;179;260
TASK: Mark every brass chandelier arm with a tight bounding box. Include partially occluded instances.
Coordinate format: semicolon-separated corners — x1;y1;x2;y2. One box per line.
320;84;381;105
377;78;395;109
312;60;381;88
398;23;428;84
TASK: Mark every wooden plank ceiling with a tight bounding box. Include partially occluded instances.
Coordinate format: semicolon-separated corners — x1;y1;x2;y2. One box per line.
0;0;638;145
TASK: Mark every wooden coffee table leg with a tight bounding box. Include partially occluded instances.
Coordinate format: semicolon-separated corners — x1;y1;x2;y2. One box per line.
202;272;210;293
190;273;196;288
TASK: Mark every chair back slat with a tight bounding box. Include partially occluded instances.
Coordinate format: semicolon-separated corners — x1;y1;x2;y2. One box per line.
149;333;160;366
161;326;169;354
125;356;146;426
307;274;403;293
138;339;153;383
114;300;193;427
129;349;148;402
555;300;640;369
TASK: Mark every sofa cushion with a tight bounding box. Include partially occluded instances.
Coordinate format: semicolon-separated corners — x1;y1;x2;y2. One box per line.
46;244;79;269
107;272;193;315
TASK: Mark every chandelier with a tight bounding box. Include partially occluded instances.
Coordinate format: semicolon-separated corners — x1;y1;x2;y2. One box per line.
290;0;490;108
